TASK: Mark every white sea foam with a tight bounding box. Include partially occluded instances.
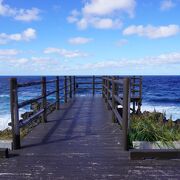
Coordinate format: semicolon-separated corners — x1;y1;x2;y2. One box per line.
0;95;9;98
142;103;180;120
0;114;11;131
0;108;27;131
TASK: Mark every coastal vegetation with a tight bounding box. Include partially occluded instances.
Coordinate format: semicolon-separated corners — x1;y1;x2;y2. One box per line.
129;111;180;148
0;101;56;140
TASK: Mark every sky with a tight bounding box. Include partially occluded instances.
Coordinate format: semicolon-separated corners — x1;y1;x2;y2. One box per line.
0;0;180;75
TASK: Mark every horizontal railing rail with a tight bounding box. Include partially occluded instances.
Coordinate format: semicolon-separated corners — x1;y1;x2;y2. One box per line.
102;76;130;151
10;75;142;150
75;76;102;95
10;76;75;149
130;76;142;113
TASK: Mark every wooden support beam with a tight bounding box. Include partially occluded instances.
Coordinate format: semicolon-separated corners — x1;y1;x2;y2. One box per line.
92;76;95;96
73;76;76;95
64;76;67;103
102;77;105;98
112;77;116;123
122;77;130;151
10;78;20;150
132;76;136;113
107;77;111;110
137;76;142;114
56;76;60;110
105;77;108;103
69;76;72;98
42;77;47;123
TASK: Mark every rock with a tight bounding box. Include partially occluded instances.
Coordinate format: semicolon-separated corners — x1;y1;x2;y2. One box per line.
21;111;34;119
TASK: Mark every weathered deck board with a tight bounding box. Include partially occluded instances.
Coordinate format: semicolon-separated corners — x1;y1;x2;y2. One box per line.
0;96;180;179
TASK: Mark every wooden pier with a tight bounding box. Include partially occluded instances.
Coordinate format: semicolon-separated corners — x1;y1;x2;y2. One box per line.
0;76;179;179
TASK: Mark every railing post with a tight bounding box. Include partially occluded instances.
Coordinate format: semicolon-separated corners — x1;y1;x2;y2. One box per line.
102;77;105;98
122;77;130;151
73;76;76;95
56;76;60;110
42;77;47;123
112;76;116;123
107;77;111;110
137;76;142;114
105;77;107;103
69;76;72;98
92;76;95;96
64;76;67;103
132;76;136;113
10;78;20;150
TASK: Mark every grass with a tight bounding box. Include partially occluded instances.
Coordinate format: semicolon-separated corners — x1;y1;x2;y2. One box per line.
0;128;12;140
128;111;180;148
0;117;41;140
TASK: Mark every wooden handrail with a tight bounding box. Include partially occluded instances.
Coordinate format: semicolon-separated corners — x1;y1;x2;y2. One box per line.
10;76;75;150
18;81;42;88
18;95;43;108
102;76;130;151
75;76;103;95
10;75;141;150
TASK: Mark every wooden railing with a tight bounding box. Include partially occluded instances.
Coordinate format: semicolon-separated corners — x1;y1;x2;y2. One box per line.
10;76;75;149
75;76;102;95
102;76;130;151
130;76;142;113
10;75;142;150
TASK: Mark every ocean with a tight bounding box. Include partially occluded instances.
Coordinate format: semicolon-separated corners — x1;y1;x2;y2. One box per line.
0;76;180;130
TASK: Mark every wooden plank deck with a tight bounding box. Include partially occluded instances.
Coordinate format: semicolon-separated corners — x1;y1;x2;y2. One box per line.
0;96;180;179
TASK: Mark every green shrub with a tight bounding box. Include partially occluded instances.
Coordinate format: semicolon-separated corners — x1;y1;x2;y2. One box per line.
129;111;180;148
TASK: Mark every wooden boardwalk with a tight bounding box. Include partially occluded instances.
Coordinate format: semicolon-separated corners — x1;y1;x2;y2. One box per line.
0;96;180;179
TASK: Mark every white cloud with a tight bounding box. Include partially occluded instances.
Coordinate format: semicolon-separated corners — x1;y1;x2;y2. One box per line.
44;47;89;58
160;0;175;11
0;49;20;56
67;9;80;23
14;8;41;22
67;0;136;30
91;18;122;29
123;24;180;39
68;37;93;45
0;0;41;22
82;0;136;17
0;28;36;44
116;39;128;47
76;17;122;30
74;52;180;70
0;52;179;75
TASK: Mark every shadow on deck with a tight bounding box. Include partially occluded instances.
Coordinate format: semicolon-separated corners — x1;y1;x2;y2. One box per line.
0;96;180;179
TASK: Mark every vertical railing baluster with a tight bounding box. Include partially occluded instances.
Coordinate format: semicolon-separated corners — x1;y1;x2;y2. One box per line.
137;76;142;114
122;77;130;151
70;76;72;98
10;78;20;150
132;76;136;113
112;76;116;123
105;77;107;103
102;77;104;98
73;76;76;95
107;77;111;110
42;77;47;123
92;75;95;96
64;76;67;103
56;76;60;110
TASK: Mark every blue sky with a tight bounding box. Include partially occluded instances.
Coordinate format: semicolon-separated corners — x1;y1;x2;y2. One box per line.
0;0;180;75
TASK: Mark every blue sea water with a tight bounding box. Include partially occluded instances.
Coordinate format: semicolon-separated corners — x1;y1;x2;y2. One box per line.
0;76;180;130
